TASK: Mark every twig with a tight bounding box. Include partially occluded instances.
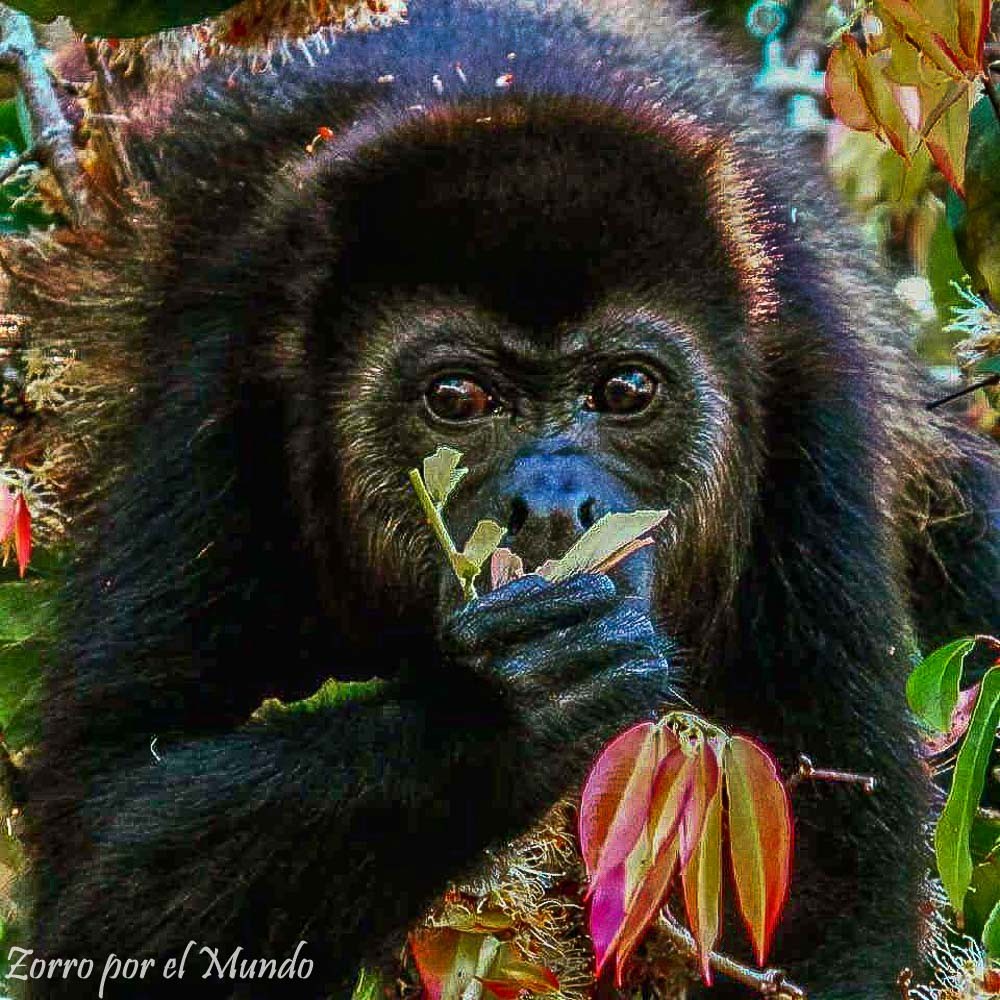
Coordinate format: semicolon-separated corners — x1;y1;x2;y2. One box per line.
785;754;876;794
926;374;1000;411
0;142;37;186
0;7;99;226
657;910;806;999
408;468;477;601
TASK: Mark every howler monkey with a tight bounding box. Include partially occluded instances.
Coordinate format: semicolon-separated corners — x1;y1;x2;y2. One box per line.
17;0;999;997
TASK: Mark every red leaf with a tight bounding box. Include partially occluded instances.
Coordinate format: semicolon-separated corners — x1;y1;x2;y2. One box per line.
479;957;560;998
579;722;678;884
589;859;627;971
409;929;461;1000
724;736;794;966
614;836;681;985
12;493;31;578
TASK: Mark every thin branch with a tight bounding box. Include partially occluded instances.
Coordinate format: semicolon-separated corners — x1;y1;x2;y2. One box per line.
0;141;37;186
0;6;99;226
785;754;877;794
657;910;806;999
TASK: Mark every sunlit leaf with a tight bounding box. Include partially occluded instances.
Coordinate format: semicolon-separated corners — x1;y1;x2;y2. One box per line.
922;77;974;195
423;447;467;507
536;510;667;583
490;548;524;590
724;736;793;966
878;0;969;78
826;35;915;159
682;765;724;985
936;669;1000;913
907;637;977;732
459;520;504;571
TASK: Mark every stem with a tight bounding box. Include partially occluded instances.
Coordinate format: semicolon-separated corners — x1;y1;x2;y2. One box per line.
657;911;806;999
0;8;99;226
408;468;478;601
785;754;876;794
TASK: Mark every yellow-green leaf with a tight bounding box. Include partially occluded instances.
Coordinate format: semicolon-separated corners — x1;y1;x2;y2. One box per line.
423;447;467;506
536;510;668;583
724;736;794;966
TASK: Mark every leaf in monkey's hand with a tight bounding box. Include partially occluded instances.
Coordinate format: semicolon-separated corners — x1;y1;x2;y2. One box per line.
536;510;668;583
490;548;525;590
453;520;505;580
423;447;468;507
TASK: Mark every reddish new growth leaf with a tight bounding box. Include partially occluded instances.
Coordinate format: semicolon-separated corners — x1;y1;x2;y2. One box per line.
579;717;793;986
825;0;991;195
410;928;559;999
724;736;794;966
0;487;31;578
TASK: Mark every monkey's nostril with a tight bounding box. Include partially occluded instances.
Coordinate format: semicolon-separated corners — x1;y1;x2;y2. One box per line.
578;497;596;529
508;496;529;536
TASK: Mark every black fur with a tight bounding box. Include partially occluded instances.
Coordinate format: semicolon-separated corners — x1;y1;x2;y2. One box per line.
19;0;999;997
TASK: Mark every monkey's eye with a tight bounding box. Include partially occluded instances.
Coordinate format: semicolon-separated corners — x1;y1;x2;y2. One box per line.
586;367;658;416
424;375;499;422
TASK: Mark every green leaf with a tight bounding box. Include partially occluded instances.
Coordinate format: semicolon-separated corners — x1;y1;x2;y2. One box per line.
8;1;237;37
249;677;386;724
422;447;467;507
984;898;1000;958
0;580;57;644
452;519;504;588
351;967;383;1000
536;510;668;583
953;95;1000;302
906;637;976;733
936;668;1000;913
0;98;60;233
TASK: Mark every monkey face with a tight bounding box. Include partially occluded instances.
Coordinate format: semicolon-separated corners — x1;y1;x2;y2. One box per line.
265;97;766;634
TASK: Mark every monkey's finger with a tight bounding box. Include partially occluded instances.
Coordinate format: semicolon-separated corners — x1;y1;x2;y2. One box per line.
529;657;673;744
491;602;663;688
443;573;617;653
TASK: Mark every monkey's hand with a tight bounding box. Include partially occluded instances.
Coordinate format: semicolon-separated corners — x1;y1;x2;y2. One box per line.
436;572;673;823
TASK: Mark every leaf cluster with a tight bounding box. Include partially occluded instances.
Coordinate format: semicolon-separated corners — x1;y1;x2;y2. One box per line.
826;0;992;195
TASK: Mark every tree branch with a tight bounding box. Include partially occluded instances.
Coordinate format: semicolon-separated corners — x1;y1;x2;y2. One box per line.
656;911;807;999
0;5;99;226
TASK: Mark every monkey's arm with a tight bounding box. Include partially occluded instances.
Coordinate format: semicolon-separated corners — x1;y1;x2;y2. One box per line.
33;576;672;998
